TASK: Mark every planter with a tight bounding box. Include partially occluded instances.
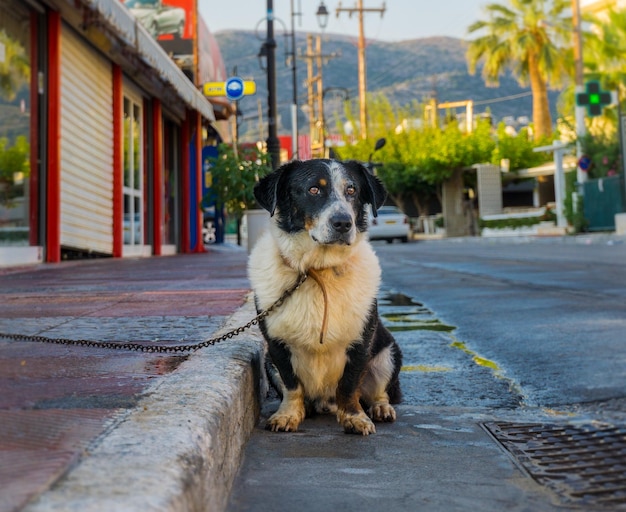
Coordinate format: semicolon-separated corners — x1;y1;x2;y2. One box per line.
245;209;270;253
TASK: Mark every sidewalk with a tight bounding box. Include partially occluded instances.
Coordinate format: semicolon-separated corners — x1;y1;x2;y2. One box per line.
0;246;263;512
2;236;624;511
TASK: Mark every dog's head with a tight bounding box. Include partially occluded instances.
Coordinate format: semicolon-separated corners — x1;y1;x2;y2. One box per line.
254;159;386;246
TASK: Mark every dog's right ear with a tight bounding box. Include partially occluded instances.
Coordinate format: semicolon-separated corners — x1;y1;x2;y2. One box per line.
254;170;282;216
255;160;303;216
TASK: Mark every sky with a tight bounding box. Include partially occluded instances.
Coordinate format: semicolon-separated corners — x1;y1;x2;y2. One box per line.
199;1;487;42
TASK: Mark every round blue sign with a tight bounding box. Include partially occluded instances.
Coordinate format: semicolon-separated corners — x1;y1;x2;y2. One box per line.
578;155;592;172
225;77;245;101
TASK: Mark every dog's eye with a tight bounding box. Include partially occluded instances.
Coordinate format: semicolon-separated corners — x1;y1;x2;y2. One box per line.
309;186;321;195
346;185;356;196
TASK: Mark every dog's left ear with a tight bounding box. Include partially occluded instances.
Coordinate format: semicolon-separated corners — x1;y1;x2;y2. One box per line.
347;160;387;218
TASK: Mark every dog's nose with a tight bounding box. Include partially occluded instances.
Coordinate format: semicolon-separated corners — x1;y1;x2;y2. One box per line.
331;213;353;233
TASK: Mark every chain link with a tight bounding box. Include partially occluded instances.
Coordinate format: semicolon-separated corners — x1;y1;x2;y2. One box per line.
0;273;308;354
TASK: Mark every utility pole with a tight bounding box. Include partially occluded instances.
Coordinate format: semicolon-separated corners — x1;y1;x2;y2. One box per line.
336;0;385;140
301;34;337;158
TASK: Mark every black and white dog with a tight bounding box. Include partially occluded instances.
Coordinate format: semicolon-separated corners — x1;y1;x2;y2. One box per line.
248;159;402;435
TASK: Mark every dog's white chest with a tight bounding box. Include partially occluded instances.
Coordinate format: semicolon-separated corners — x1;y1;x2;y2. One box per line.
259;260;380;399
249;232;381;351
268;268;374;348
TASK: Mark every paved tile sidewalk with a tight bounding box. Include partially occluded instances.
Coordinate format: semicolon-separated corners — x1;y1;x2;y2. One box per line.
0;249;258;512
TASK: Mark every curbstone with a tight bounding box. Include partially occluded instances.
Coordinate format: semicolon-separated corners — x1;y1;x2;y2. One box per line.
24;298;264;512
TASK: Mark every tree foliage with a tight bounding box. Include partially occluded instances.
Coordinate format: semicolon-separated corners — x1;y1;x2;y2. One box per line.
491;124;547;171
583;8;626;93
560;8;626;180
333;94;551;216
204;143;273;219
578;132;621;179
466;0;571;139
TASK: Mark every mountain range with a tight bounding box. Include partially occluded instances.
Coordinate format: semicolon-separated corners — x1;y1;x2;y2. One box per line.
214;30;562;141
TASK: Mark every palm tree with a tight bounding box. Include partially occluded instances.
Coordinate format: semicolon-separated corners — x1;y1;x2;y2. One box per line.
584;8;626;94
466;0;571;140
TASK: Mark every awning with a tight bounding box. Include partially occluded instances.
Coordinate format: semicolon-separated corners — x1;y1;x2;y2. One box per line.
75;0;215;122
209;98;235;121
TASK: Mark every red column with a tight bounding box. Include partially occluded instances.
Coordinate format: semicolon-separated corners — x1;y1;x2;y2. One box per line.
180;110;191;253
194;112;205;253
46;11;61;263
152;99;163;255
112;65;123;257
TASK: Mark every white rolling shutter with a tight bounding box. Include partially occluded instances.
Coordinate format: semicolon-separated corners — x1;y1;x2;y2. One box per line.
60;25;113;254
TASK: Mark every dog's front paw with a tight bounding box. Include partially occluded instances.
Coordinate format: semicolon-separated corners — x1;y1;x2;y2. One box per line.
369;402;396;422
337;410;376;436
266;410;304;432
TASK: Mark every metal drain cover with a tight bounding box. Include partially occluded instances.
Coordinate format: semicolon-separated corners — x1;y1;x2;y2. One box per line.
483;422;626;509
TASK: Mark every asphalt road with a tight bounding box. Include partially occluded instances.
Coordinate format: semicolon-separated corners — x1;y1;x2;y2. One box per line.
373;235;626;415
227;235;626;512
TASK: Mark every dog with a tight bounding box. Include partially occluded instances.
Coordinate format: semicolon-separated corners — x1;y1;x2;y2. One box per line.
248;158;402;436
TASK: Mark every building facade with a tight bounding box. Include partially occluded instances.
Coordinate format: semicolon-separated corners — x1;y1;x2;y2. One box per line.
0;0;228;266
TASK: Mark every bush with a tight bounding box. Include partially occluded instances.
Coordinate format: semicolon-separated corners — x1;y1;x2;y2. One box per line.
204;143;273;219
579;132;621;179
479;216;545;230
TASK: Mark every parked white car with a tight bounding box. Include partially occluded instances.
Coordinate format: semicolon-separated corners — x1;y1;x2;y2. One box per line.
367;205;410;243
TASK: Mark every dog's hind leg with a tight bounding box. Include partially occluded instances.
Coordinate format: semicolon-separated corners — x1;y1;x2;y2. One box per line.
360;345;397;422
336;343;377;435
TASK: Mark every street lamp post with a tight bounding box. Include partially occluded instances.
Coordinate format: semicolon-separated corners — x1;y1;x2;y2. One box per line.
265;0;280;170
262;0;330;167
290;0;299;159
316;1;329;29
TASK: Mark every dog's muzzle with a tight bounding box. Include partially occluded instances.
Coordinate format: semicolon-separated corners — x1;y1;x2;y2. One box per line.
331;212;353;235
310;211;355;245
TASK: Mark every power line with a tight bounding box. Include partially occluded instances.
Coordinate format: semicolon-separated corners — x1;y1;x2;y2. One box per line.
367;53;425;89
473;91;532;106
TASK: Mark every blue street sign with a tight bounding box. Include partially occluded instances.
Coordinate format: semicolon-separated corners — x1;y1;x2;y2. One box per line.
578;155;592;172
225;77;245;101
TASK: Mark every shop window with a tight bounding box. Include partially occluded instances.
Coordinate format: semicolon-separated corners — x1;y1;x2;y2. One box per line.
123;97;144;248
0;1;33;250
163;119;180;249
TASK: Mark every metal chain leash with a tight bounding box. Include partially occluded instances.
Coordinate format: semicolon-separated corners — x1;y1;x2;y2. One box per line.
0;273;308;354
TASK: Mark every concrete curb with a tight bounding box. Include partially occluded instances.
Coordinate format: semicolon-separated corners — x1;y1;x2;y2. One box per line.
24;297;264;512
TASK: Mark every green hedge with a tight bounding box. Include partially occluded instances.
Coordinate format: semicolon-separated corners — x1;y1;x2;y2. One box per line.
479;210;556;230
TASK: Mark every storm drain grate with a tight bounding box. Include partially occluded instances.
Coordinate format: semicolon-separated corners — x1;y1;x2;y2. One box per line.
483;422;626;509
